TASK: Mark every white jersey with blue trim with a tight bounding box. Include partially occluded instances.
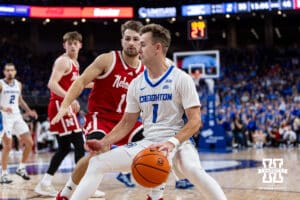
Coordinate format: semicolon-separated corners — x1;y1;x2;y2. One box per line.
0;79;21;114
126;65;200;141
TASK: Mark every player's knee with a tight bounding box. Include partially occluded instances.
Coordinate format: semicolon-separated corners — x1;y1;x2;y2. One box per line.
3;142;12;150
26;137;34;148
2;137;12;150
87;156;104;173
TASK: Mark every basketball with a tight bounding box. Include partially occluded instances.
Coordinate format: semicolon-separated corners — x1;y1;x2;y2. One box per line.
131;148;170;188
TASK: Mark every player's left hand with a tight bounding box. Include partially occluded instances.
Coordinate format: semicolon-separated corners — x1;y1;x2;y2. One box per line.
149;142;175;157
28;109;38;119
85;139;107;155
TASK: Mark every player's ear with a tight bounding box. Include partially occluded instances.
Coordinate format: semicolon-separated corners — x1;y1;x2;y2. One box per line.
155;43;162;54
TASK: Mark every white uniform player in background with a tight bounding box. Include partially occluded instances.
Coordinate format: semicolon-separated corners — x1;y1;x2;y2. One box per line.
54;24;227;200
0;63;38;184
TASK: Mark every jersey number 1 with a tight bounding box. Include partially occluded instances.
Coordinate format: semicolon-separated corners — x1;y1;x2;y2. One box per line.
152;104;159;123
116;94;126;113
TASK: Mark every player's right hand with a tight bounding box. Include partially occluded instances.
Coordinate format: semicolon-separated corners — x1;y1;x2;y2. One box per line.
51;106;69;125
3;107;13;113
71;100;80;113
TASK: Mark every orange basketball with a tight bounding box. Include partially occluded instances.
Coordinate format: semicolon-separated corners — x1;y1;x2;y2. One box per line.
131;148;170;188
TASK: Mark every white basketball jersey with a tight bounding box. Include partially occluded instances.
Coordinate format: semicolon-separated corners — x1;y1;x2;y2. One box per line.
0;79;21;114
126;65;200;141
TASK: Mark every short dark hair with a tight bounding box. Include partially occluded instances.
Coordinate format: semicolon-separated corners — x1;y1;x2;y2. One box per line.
4;63;15;70
121;20;143;36
63;31;82;42
140;23;171;54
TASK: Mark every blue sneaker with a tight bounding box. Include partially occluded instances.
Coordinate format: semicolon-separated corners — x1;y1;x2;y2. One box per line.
116;173;136;188
175;179;194;189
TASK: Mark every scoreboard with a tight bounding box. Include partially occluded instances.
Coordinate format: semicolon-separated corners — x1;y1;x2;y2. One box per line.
188;20;208;40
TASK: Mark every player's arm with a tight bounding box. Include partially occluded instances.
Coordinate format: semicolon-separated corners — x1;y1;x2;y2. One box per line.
104;112;140;145
151;73;201;153
18;82;38;119
85;112;140;154
173;106;201;144
47;56;71;98
0;83;9;112
85;82;94;89
85;79;140;153
51;52;113;124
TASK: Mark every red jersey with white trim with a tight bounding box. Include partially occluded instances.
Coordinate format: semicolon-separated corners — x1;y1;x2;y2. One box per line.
48;58;81;135
50;60;79;101
87;51;144;122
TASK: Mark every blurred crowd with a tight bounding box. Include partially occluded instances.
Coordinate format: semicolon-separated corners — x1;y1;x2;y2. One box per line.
198;47;300;149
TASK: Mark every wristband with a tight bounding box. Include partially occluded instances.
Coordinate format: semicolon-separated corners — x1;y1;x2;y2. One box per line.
168;137;180;148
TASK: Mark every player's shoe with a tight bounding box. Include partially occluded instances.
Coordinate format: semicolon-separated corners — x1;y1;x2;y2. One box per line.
56;189;105;199
92;190;106;197
16;168;30;180
146;195;163;200
0;174;13;184
175;179;194;189
35;182;57;196
116;173;136;187
56;191;69;200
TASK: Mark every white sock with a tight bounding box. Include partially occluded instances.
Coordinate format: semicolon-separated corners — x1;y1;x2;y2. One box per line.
61;177;77;197
41;173;53;186
18;162;26;169
149;183;165;200
2;170;8;176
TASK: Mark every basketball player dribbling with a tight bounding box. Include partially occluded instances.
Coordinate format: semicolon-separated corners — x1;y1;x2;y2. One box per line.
0;63;38;184
51;20;145;200
67;24;227;200
35;31;86;196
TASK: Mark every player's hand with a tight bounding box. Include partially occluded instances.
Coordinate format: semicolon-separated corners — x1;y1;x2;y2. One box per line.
51;106;69;125
149;142;175;157
85;139;107;155
28;109;38;119
71;100;80;113
2;107;13;113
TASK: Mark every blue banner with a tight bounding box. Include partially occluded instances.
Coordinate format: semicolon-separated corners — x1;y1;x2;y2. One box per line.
138;7;176;18
0;5;29;16
198;94;228;152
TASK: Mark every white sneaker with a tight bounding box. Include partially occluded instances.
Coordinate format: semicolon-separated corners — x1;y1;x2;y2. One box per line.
0;174;13;184
92;190;105;198
34;182;57;197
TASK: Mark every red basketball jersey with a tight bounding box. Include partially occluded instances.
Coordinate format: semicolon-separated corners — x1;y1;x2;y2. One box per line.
48;58;81;135
88;51;144;121
50;60;79;101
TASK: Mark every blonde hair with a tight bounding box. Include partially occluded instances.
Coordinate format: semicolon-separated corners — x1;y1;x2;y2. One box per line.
63;31;82;42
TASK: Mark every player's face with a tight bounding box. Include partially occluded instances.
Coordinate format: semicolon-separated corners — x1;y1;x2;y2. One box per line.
4;65;16;80
121;29;140;57
63;39;82;56
139;32;156;65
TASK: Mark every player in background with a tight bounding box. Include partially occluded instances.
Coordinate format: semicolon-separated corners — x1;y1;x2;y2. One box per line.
0;63;38;184
68;23;227;200
35;31;86;197
52;20;144;200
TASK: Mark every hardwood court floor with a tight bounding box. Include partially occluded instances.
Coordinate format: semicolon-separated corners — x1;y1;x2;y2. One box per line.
0;148;299;200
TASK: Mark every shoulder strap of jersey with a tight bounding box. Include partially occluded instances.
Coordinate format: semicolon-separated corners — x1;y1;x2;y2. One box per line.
96;51;117;79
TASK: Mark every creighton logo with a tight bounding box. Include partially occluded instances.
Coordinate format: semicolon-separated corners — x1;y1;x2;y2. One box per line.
258;158;288;183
